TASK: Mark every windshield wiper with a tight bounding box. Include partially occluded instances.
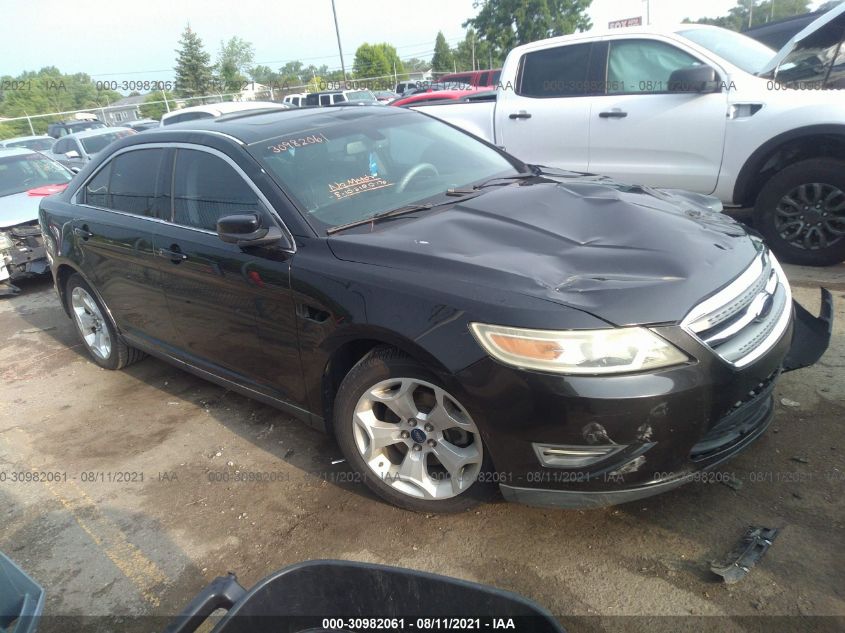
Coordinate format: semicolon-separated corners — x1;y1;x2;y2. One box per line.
446;171;536;196
326;192;482;235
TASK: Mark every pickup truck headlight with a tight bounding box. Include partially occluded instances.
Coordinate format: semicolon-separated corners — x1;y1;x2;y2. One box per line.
469;323;688;375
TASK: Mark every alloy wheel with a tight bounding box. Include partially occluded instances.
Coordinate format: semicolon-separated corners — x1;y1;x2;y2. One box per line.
70;286;112;360
352;378;483;500
774;182;845;251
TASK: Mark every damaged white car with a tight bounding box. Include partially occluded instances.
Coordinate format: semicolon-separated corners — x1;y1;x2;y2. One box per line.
0;148;73;295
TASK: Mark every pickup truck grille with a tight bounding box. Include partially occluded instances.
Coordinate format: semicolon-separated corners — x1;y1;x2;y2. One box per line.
682;251;792;368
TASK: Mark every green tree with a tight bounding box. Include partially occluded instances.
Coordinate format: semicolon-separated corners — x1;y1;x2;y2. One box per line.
431;32;455;73
0;67;121;137
452;28;501;71
688;0;811;31
464;0;592;61
216;36;255;92
173;25;214;98
353;43;404;79
139;90;176;120
403;57;431;73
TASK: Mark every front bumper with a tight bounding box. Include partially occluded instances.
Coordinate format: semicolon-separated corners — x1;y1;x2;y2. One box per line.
450;293;833;509
0;224;48;294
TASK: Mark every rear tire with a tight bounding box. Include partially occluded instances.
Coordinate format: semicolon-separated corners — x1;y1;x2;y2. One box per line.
753;159;845;266
65;273;145;370
333;346;497;513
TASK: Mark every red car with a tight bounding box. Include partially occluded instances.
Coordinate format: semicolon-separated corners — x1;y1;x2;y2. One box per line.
390;86;491;107
438;68;502;88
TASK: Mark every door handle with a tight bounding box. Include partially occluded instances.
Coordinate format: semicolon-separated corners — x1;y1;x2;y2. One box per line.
73;226;93;240
156;247;188;263
599;110;628;118
509;111;532;120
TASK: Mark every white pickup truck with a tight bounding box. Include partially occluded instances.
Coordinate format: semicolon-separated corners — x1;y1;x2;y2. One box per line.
413;4;845;266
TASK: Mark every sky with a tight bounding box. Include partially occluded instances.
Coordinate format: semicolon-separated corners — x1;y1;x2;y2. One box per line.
0;0;827;80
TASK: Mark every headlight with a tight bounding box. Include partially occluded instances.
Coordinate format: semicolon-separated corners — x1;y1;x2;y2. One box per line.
469;323;689;375
0;232;14;251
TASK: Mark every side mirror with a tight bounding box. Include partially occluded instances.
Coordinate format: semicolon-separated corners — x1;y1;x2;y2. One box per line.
668;65;720;93
217;213;283;247
65;150;81;159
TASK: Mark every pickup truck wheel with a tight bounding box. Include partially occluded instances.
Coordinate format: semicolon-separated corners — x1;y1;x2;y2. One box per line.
754;159;845;266
65;273;145;370
333;347;496;513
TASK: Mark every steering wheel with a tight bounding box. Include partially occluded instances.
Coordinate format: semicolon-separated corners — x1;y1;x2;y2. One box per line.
396;163;439;193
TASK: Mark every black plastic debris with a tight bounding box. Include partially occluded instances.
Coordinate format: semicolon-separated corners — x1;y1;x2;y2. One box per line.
710;526;780;584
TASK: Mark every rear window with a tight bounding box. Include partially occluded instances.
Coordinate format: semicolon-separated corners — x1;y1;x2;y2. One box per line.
80;130;134;155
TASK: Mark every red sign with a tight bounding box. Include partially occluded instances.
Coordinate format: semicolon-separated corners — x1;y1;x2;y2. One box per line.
608;16;643;29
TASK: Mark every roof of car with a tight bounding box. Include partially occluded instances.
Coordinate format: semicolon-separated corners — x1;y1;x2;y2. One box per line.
161;101;287;121
0;135;51;144
138;105;409;145
0;147;38;158
65;127;133;140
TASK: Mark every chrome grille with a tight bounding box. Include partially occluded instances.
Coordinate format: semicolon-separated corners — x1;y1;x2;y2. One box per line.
682;251;792;367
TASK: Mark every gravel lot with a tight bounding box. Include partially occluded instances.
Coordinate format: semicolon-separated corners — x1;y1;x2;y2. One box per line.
1;263;843;633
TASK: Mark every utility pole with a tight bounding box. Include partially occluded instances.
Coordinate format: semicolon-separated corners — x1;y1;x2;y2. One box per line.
643;0;650;25
471;31;476;71
748;0;754;29
330;0;348;86
161;89;171;112
770;0;775;22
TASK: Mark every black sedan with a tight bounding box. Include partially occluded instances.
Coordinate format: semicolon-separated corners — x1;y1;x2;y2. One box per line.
38;106;833;512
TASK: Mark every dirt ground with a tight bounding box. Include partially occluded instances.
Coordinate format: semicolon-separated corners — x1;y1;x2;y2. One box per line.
1;263;843;633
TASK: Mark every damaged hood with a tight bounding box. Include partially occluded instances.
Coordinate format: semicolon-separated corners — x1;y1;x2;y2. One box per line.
0;191;42;229
327;178;761;326
758;1;845;76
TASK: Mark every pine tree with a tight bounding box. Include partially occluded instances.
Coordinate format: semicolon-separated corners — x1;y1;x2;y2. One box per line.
174;25;214;98
431;32;454;74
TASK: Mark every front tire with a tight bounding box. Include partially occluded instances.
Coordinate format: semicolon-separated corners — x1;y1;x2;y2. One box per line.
753;159;845;266
333;347;496;513
65;273;145;370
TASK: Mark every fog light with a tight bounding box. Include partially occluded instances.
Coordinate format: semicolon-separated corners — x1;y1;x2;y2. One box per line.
533;443;626;468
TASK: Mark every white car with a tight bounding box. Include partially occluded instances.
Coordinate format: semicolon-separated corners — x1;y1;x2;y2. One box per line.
0;148;73;295
159;101;289;126
0;135;55;152
282;93;307;107
414;4;845;266
43;128;136;170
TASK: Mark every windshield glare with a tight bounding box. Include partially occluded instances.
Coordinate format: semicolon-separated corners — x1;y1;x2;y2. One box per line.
10;138;54;151
678;28;775;74
252;113;519;232
0;154;71;196
80;130;131;155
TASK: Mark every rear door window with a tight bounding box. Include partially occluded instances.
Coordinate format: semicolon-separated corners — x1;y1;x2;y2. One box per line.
517;43;592;97
172;149;261;231
101;148;172;217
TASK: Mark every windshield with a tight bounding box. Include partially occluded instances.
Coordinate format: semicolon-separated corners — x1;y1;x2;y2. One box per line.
346;90;377;102
0;153;72;196
8;138;55;151
70;121;105;132
251;112;519;232
80;130;133;155
678;28;775;74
